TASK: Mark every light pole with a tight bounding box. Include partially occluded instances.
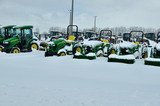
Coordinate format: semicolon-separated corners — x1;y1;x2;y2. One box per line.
94;16;97;32
69;0;74;35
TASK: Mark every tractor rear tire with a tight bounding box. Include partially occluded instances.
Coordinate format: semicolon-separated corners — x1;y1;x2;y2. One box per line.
30;43;39;51
11;47;20;54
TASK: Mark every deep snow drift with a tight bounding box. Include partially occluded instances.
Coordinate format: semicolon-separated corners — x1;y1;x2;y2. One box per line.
0;51;160;106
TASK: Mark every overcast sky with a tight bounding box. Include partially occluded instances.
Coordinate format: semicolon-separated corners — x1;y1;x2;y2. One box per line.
0;0;160;32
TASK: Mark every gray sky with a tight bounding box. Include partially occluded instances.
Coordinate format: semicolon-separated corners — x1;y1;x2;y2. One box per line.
0;0;160;32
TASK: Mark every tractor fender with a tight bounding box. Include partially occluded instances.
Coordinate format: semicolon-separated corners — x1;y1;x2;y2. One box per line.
73;43;82;48
31;41;40;46
58;49;67;54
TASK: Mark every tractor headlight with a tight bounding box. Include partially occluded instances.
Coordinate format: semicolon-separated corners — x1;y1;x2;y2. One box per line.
3;41;9;44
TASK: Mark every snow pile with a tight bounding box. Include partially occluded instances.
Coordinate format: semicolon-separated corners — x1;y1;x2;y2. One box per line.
109;54;135;60
119;41;137;49
156;43;160;51
0;52;160;106
145;58;160;62
86;53;96;57
83;40;103;48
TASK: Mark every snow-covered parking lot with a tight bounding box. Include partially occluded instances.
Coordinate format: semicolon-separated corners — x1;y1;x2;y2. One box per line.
0;51;160;106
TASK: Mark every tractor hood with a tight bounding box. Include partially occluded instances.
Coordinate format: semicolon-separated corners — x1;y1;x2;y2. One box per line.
119;41;137;49
83;40;103;48
3;36;20;46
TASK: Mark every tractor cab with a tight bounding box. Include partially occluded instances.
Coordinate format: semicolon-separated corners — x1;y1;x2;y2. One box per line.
145;33;156;41
14;26;34;45
0;25;16;52
2;25;16;39
0;25;15;44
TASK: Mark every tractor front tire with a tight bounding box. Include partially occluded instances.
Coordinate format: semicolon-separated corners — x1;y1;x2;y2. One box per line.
0;46;4;52
11;47;20;54
96;50;104;57
58;52;66;56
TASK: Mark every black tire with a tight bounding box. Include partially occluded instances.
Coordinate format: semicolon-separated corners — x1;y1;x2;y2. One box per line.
10;47;20;53
30;43;39;51
58;52;66;56
0;46;4;52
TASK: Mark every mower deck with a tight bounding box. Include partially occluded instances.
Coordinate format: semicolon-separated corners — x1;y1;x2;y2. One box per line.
108;54;135;64
144;58;160;66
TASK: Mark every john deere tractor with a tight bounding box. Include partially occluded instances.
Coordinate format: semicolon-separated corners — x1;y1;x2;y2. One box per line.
144;32;160;66
45;25;79;57
2;25;39;53
72;30;113;60
0;25;16;52
99;29;116;56
108;31;145;64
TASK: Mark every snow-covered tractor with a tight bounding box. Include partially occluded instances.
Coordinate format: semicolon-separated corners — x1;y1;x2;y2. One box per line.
44;25;80;57
144;32;160;66
72;30;115;60
108;31;145;64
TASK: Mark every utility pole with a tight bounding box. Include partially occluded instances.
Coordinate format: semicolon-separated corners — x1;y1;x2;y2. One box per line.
94;16;97;32
69;0;74;35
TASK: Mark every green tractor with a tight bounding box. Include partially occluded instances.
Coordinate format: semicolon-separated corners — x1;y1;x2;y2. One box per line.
44;25;79;57
108;31;145;64
99;29;116;56
2;25;39;53
0;25;16;52
144;32;160;66
72;29;117;60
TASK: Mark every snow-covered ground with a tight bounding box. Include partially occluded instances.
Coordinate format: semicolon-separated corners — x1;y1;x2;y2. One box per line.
0;51;160;106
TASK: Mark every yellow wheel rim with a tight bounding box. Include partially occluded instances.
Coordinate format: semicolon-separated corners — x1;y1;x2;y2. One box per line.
76;47;81;53
111;49;115;54
31;44;38;50
144;53;148;58
0;47;2;52
13;49;19;54
60;52;66;56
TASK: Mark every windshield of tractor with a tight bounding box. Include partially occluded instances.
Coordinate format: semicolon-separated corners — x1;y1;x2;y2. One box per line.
23;29;32;38
13;28;21;36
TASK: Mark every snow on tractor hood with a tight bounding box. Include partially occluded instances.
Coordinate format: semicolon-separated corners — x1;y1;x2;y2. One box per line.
119;41;137;49
83;40;103;48
156;42;160;51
